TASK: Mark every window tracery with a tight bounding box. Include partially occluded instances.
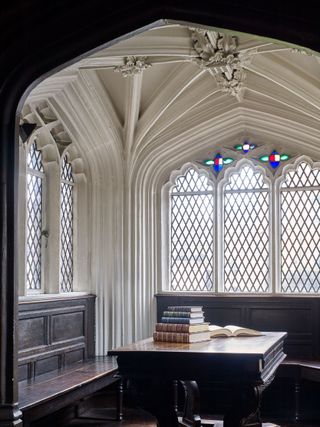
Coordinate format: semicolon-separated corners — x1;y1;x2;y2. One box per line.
167;154;320;294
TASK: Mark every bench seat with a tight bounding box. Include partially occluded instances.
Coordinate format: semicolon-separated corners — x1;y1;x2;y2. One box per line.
277;358;320;422
20;356;119;426
279;358;320;379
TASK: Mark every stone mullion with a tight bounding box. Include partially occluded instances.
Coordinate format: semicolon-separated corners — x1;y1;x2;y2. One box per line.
45;161;61;294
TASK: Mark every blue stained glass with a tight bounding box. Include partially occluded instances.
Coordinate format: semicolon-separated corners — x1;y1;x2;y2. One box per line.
214;154;224;173
234;141;256;154
269;150;281;169
242;141;251;153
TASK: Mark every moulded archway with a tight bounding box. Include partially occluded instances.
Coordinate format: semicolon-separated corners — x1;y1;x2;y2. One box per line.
1;3;320;425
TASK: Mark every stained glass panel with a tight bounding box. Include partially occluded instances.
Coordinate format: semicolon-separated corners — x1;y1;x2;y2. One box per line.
234;141;256;153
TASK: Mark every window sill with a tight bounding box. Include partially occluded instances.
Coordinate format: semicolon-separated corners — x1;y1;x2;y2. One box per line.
155;291;320;298
19;292;92;303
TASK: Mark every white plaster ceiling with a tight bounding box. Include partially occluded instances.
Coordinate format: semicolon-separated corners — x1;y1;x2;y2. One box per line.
23;22;320;169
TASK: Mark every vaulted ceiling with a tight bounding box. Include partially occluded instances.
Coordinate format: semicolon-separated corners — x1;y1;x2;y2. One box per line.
23;22;320;175
20;21;320;349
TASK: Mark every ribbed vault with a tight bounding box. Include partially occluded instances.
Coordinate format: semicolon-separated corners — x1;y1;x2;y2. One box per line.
22;21;320;353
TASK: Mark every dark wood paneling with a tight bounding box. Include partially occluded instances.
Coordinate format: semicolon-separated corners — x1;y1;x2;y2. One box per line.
52;311;84;343
65;349;85;366
18;295;95;380
204;307;242;326
35;356;60;376
18;364;29;382
249;307;312;332
156;295;320;360
18;317;46;350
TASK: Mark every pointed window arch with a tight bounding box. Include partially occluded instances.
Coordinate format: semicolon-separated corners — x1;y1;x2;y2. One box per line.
222;163;271;292
280;161;320;293
26;141;44;291
60;154;74;292
170;168;214;291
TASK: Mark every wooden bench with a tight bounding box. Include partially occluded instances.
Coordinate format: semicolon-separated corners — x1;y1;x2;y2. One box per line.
277;358;320;422
19;356;120;426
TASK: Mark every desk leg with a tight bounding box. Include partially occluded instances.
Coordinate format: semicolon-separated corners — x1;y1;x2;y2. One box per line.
180;380;202;427
294;379;300;423
132;378;179;427
173;380;179;415
117;377;124;421
224;384;262;427
152;379;180;427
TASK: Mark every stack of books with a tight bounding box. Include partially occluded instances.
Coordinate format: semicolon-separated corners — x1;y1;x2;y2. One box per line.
153;306;211;343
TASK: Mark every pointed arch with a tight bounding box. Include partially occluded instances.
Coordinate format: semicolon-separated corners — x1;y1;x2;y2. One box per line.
163;162;215;292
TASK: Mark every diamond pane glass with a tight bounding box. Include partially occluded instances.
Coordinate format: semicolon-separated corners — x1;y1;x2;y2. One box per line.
170;169;214;291
26;173;43;290
282;162;320;188
281;162;320;293
60;156;74;292
223;166;270;292
61;156;74;182
27;142;44;172
172;169;213;193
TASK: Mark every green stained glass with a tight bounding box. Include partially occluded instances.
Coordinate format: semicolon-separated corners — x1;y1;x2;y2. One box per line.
223;158;234;165
204;159;215;165
260;155;269;162
234;144;243;151
280;154;289;161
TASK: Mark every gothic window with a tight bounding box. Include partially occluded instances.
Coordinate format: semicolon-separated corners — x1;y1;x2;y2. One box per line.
60;155;74;292
26;142;44;291
223;165;270;292
281;161;320;293
170;168;214;291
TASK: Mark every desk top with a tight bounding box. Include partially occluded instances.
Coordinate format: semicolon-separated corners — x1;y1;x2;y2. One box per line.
109;331;287;358
109;332;287;383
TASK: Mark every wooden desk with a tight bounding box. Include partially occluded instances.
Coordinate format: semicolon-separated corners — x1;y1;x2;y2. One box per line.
109;332;287;427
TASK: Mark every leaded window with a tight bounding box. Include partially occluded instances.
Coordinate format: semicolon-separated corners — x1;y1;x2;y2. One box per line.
223;165;270;292
60;155;74;292
170;168;214;291
281;161;320;293
167;154;320;294
26;142;44;291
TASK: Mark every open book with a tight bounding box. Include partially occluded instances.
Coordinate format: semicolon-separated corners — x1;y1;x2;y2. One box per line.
209;324;262;338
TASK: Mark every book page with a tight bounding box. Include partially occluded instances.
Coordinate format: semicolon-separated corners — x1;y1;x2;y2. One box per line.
224;325;262;336
208;325;232;337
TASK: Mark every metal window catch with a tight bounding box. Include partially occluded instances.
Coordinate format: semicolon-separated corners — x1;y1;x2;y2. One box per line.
41;230;49;247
